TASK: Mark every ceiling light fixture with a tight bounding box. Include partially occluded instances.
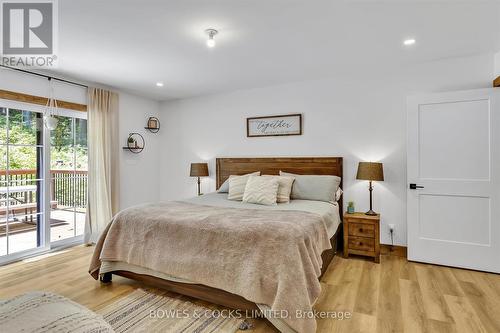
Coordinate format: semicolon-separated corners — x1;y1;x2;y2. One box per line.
403;38;416;46
205;29;218;48
156;82;164;87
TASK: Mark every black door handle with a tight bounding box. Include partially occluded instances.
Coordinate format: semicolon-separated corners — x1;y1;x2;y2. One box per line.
409;183;424;190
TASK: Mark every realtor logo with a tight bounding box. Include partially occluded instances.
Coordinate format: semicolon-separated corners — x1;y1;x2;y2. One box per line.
1;0;58;67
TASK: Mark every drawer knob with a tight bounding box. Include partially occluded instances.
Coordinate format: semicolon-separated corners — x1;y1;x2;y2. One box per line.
359;242;363;246
359;228;363;232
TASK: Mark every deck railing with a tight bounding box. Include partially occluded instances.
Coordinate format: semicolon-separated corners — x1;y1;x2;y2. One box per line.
51;170;88;208
0;169;88;208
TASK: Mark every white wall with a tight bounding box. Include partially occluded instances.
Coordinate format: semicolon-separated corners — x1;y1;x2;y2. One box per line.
159;53;495;246
495;51;500;78
119;93;161;209
0;68;161;209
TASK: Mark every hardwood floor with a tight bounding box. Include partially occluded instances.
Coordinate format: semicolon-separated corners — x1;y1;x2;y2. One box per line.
1;245;500;332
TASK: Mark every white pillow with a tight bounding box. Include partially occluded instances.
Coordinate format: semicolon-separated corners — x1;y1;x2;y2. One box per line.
242;176;279;206
227;172;261;200
262;175;295;203
279;171;341;203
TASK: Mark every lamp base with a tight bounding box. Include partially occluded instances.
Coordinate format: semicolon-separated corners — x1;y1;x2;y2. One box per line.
196;177;202;196
365;181;378;216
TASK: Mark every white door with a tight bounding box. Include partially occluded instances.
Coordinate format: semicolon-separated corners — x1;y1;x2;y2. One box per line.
407;89;500;273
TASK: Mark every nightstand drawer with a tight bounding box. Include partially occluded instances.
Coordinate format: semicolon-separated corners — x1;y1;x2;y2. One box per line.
345;217;369;224
348;236;375;251
348;223;375;238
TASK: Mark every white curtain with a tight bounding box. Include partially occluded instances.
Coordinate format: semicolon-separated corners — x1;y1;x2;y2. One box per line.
84;88;120;244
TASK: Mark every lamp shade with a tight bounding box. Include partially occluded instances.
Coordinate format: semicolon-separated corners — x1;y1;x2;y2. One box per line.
356;162;384;181
190;163;209;177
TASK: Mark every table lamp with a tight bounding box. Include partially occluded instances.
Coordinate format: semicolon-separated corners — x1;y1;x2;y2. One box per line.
356;162;384;216
190;163;209;196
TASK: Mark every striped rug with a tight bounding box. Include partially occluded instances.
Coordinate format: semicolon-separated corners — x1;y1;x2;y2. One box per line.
98;289;245;333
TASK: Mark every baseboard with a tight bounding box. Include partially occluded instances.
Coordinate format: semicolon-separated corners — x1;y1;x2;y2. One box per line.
380;244;407;258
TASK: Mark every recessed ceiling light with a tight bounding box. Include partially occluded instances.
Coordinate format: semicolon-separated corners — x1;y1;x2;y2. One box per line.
156;82;164;87
205;29;218;48
403;39;416;46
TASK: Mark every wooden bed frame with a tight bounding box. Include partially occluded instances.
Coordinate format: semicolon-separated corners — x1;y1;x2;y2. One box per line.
101;157;344;311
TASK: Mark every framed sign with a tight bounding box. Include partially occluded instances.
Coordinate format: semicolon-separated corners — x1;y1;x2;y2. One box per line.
247;113;302;137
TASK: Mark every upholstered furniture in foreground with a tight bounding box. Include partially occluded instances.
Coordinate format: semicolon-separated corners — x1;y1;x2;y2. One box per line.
0;291;113;333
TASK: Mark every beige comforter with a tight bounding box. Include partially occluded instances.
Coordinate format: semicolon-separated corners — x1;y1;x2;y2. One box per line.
89;201;332;333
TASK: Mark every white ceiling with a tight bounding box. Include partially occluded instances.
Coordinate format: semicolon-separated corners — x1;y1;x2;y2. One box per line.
50;0;500;101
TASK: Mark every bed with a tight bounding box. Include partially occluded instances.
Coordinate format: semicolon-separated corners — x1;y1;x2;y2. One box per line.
89;157;343;333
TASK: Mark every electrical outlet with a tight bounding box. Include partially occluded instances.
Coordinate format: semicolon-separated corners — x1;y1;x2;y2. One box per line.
388;224;395;233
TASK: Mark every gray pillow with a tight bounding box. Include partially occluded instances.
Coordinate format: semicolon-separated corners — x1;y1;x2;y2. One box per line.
279;171;341;203
217;171;260;193
217;179;230;193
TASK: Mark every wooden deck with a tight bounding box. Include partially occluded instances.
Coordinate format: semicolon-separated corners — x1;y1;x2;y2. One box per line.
0;210;85;255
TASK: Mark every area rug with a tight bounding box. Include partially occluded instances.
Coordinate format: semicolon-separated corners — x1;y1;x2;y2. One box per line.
97;289;245;333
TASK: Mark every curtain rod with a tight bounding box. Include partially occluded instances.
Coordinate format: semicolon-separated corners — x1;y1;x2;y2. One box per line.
0;65;88;89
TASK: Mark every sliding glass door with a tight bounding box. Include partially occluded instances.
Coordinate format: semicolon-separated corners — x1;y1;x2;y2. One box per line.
0;102;87;263
50;116;88;244
0;107;45;258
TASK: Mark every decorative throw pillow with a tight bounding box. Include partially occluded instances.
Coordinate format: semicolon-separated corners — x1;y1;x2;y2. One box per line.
279;171;341;203
262;175;295;203
218;171;260;193
242;176;279;206
227;171;261;200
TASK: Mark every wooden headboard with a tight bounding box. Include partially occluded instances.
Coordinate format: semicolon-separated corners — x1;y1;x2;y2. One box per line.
216;157;343;214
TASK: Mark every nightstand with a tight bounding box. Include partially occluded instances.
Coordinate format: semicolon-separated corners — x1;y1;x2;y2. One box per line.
343;212;380;263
